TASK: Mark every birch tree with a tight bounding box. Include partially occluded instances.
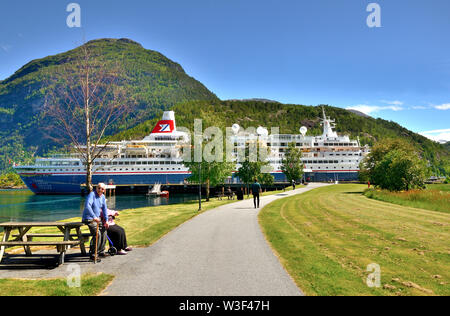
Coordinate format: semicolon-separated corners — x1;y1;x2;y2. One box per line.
44;43;133;191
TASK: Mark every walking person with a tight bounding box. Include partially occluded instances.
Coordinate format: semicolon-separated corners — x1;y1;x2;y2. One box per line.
251;178;262;208
82;183;109;261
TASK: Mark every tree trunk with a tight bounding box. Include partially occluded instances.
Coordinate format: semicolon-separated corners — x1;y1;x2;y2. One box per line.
206;178;210;202
85;65;92;192
86;160;93;193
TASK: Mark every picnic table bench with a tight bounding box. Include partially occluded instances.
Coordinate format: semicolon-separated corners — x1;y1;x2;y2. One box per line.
0;222;90;266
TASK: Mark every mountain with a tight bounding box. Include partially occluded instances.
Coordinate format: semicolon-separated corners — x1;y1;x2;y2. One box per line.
0;38;218;171
109;100;450;176
346;109;371;118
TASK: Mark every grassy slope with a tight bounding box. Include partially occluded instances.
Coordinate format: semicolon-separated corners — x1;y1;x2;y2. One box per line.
259;184;450;296
364;184;450;214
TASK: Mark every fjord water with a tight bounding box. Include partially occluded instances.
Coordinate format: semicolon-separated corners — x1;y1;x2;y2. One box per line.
0;190;197;223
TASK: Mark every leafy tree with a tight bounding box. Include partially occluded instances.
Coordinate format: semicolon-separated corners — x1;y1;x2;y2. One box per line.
0;172;24;187
183;137;234;202
361;139;428;191
259;172;274;191
236;159;271;197
281;143;304;183
184;160;234;201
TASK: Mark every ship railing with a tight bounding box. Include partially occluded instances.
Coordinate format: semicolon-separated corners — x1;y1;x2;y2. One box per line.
40;154;82;159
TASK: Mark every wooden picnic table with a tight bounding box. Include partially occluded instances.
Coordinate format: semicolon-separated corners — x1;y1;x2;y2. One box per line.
0;222;90;266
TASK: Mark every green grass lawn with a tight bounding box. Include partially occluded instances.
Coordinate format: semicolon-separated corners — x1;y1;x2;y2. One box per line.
259;184;450;296
0;273;114;296
364;185;450;214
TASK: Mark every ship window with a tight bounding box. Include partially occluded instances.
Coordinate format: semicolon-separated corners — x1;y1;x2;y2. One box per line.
171;161;177;165
119;162;123;165
314;143;318;146
136;161;141;165
113;162;117;165
124;162;130;165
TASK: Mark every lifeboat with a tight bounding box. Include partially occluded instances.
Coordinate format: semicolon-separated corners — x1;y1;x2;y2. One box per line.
160;190;169;198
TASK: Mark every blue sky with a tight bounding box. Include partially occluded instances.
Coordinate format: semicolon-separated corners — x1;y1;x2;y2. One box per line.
0;0;449;141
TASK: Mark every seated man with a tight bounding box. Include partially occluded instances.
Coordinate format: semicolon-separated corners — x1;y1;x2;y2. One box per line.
82;182;109;261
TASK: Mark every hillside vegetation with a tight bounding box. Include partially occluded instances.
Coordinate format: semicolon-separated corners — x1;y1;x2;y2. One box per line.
0;38;218;172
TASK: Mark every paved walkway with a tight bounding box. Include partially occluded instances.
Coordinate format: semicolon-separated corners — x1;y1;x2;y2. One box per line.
0;183;329;296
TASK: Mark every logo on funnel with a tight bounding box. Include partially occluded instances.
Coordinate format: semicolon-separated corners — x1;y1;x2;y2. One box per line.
151;120;174;133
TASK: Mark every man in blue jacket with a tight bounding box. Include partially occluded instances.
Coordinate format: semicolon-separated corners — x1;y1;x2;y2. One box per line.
82;183;109;261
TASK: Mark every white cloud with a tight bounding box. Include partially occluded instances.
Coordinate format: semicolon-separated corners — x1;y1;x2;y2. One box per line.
0;44;12;52
434;103;450;110
411;105;428;110
420;128;450;143
346;104;403;115
381;100;404;106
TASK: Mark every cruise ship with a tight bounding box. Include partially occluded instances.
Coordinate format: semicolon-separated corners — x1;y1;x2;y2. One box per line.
14;109;369;194
14;111;192;194
230;108;370;182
